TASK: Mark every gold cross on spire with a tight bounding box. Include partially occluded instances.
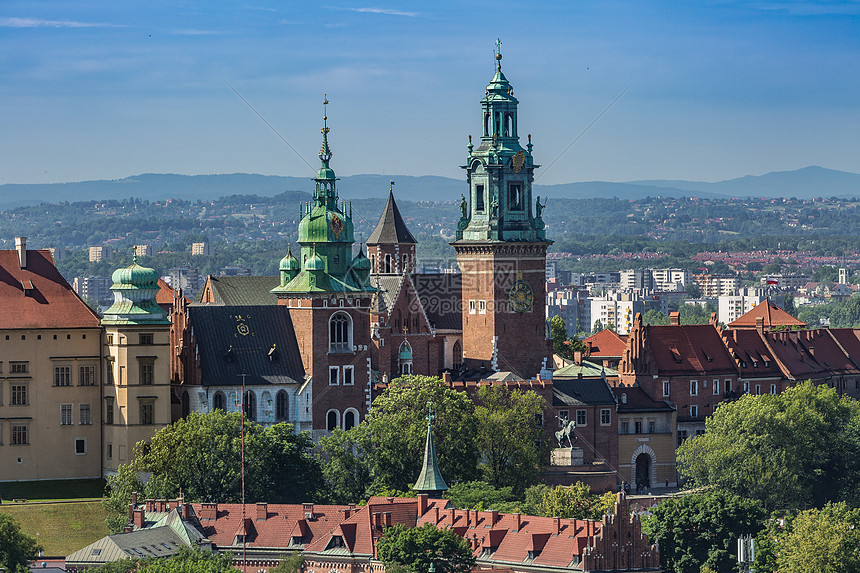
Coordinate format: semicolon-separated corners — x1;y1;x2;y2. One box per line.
496;38;502;56
322;94;330;134
426;401;435;424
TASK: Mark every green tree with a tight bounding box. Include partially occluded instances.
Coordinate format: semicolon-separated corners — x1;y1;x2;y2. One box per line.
642;309;670;326
679;301;716;325
475;385;545;492
550;315;569;357
0;513;42;573
376;523;476;573
364;376;479;492
316;427;373;504
677;382;860;510
270;552;304;573
776;503;860;573
641;490;765;573
445;481;517;512
536;482;616;520
685;282;702;298
103;464;146;533
104;411;322;532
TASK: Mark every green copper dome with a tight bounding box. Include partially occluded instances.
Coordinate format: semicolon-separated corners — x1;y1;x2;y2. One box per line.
305;250;326;271
280;249;300;271
398;343;413;361
350;248;371;271
110;258;159;290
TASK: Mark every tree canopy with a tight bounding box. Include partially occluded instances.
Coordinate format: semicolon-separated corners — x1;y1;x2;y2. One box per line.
104;411;321;532
0;513;42;573
376;523;476;573
642;490;766;573
677;381;860;510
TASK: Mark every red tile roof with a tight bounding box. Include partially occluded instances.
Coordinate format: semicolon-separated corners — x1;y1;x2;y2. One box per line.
0;249;100;329
728;300;806;329
583;329;628;358
645;324;736;375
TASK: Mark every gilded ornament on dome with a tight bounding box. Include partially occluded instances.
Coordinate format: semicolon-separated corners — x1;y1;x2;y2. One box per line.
512;150;525;172
330;214;345;239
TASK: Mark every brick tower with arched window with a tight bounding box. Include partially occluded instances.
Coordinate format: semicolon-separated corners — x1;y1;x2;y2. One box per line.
271;101;376;437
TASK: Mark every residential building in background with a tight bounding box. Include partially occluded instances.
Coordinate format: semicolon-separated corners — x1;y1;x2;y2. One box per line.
191;242;211;256
692;273;740;297
88;246;112;262
167;267;201;299
134;244;153;257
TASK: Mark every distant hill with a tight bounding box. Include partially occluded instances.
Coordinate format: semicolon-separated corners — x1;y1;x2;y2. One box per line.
1;166;858;209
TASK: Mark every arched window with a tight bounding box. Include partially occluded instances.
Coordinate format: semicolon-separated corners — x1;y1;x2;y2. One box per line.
453;340;462;370
384;254;392;274
181;391;190;418
399;341;413;375
213;391;226;411
329;312;352;353
343;409;358;431
243;390;256;422
276;390;288;421
370;254;376;273
327;409;340;432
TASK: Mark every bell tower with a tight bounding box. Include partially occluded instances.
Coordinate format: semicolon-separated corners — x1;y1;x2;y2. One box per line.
452;41;552;379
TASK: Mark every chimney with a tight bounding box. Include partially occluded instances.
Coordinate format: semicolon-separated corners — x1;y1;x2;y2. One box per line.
256;502;268;521
131;491;138;505
448;508;455;524
124;523;134;533
133;509;145;529
465;511;471;528
512;513;521;532
574;351;583;365
145;499;155;512
418;493;428;515
303;503;314;520
128;503;135;522
756;316;764;334
489;509;499;526
182;503;190;520
15;237;26;269
168;499;178;511
553;517;561;535
669;312;680;326
472;510;479;527
432;507;439;523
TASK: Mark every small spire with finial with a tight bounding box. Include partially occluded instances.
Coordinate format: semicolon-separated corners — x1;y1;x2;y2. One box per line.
132;245;138;264
495;38;503;70
319;94;332;163
389;179;395;193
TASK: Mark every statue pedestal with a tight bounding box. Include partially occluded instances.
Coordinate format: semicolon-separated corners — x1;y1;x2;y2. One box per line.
551;447;584;467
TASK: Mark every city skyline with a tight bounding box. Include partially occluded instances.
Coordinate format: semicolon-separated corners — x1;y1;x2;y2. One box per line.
2;1;859;187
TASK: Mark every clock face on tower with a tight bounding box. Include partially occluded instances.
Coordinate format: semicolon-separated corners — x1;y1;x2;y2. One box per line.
508;280;534;313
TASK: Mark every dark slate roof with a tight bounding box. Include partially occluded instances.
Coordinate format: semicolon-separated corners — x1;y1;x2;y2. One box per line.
370;275;405;314
613;385;674;413
197;276;280;306
551;378;616;407
367;191;417;245
189;305;304;386
413;273;462;331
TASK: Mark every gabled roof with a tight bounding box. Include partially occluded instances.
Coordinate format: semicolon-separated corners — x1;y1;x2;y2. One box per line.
66;524;190;567
613;385;674;413
551;377;616;407
0;249;100;329
728;300;806;329
412;273;462;331
367;191;417;245
197;275;279;306
583;329;628;358
370;275;405;314
645;324;736;375
156;278;188;306
188;305;304;386
553;359;617;379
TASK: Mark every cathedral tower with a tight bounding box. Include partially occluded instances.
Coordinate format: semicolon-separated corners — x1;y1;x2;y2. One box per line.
452;43;552;379
271;99;375;435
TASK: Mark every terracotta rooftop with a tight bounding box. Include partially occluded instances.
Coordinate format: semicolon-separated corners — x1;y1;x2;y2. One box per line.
728;300;806;329
583;329;628;358
0;249;100;329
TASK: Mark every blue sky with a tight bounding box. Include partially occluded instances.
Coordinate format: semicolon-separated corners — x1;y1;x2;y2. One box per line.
2;1;859;186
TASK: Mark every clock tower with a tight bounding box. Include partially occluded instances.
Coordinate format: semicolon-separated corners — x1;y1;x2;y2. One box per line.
452;42;553;379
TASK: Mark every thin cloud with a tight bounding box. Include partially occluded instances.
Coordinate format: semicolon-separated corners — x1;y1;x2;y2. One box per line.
352;7;420;17
169;28;221;36
0;17;122;28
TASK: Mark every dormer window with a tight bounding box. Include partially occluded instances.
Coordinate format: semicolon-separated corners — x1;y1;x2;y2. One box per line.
326;535;345;550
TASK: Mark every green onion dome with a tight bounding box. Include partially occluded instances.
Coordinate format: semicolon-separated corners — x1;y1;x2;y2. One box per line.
350;248;371;271
110;259;159;290
279;249;300;271
305;251;326;272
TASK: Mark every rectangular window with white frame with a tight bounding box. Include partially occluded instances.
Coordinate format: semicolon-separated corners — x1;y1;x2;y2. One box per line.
61;403;73;426
329;366;340;386
690;405;698;418
11;424;28;445
576;410;587;426
690;380;698;396
662;381;670;397
54;366;71;386
713;379;720;395
75;438;87;455
621;421;629;434
725;379;732;393
79;365;96;386
600;409;611;425
343;365;354;386
557;409;569;423
468;300;476;314
10;384;27;406
744;381;750;393
478;300;486;314
770;384;776;395
756;384;761;395
80;403;92;425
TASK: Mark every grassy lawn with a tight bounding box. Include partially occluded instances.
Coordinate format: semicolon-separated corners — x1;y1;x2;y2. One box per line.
0;478;106;501
0;500;109;557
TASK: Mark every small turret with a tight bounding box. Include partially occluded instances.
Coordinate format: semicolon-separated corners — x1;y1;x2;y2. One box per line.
102;249;169;325
279;245;301;286
413;402;448;498
349;244;372;287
